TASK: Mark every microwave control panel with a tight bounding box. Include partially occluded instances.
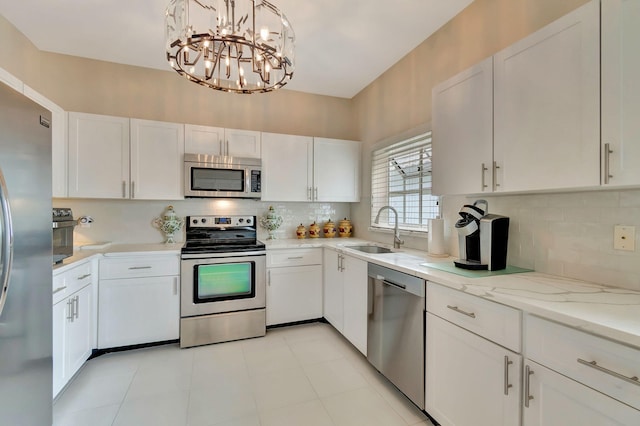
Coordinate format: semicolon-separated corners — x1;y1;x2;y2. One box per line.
250;170;261;193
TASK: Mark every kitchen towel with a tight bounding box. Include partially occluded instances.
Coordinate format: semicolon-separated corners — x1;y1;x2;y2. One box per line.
428;218;446;256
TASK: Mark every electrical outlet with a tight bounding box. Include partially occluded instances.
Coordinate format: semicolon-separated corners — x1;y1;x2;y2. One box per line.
614;225;635;251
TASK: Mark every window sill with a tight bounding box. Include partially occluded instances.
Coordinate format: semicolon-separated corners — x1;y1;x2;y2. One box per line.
368;226;428;239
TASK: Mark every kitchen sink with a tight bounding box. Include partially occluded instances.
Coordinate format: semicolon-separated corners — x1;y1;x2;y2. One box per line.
348;245;394;254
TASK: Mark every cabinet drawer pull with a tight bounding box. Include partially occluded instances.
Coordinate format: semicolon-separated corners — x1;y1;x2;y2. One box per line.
577;358;640;386
53;286;67;295
504;356;513;396
446;305;476;318
77;273;91;280
524;365;534;408
287;256;304;260
128;266;152;270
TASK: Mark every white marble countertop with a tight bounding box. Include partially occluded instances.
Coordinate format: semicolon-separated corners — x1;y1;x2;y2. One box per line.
53;243;182;274
268;238;640;350
56;239;640;350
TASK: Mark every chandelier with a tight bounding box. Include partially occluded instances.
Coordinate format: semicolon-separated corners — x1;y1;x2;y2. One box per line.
165;0;295;94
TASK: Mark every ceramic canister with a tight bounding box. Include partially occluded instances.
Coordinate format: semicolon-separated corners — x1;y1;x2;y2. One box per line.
309;222;320;238
296;223;307;239
323;219;336;238
338;218;353;238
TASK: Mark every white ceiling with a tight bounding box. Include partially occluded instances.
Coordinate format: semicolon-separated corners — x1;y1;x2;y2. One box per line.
0;0;473;98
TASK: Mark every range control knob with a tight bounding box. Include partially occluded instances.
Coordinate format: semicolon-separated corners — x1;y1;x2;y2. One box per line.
201;218;207;223
192;219;198;224
238;218;244;223
246;218;252;224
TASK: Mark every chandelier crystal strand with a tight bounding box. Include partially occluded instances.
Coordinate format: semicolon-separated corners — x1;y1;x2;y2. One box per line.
165;0;295;94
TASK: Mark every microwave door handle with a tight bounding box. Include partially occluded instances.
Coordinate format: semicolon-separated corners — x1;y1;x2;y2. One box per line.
0;167;14;317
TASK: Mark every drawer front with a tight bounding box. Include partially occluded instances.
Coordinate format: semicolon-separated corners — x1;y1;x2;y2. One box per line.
53;260;93;304
267;248;322;268
100;255;179;279
526;315;640;410
427;282;521;352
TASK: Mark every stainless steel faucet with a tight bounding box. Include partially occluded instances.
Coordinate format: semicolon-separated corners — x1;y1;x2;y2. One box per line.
374;206;404;249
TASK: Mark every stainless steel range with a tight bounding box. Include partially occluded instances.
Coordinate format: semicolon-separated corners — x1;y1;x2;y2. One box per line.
180;215;266;348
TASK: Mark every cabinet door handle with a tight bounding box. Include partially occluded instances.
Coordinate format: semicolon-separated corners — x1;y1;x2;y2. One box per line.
66;299;74;322
128;266;152;270
481;163;488;191
577;358;639;386
226;140;230;156
173;277;179;295
493;161;500;189
446;305;476;318
504;356;513;395
267;270;271;286
131;181;135;199
524;365;534;408
77;273;91;280
53;286;67;295
314;187;318;200
307;187;312;201
122;181;126;198
74;295;79;319
604;143;613;184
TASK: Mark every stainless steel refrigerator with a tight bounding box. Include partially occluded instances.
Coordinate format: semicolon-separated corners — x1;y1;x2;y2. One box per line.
0;81;53;424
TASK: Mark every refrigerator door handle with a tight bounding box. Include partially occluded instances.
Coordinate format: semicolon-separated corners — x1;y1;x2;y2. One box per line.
0;167;15;316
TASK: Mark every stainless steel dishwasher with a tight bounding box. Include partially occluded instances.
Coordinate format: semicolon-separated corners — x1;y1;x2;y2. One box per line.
367;263;425;409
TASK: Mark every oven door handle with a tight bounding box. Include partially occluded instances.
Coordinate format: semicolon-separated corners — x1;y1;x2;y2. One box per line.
52;220;76;229
181;251;267;260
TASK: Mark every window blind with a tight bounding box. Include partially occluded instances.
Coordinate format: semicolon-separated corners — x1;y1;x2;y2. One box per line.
371;131;439;233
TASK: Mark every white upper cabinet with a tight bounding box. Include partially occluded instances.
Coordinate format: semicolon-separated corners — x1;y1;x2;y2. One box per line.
493;0;600;192
68;112;130;199
23;85;68;198
313;137;361;202
226;128;261;158
130;119;184;200
185;124;260;158
261;133;360;202
69;114;184;199
432;57;493;195
601;0;640;186
184;124;225;155
261;132;313;201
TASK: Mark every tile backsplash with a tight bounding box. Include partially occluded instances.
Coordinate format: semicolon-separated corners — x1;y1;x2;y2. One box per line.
53;198;350;246
442;189;640;291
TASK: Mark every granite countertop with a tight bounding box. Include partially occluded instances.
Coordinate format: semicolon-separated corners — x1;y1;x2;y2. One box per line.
268;238;640;350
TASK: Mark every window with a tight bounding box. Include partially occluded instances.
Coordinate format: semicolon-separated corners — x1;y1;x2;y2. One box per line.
370;131;439;233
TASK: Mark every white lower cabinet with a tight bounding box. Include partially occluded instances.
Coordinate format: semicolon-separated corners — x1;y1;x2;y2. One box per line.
266;248;323;326
522;360;640;425
98;254;180;349
425;315;522;426
425;282;522;426
52;260;95;398
322;249;367;355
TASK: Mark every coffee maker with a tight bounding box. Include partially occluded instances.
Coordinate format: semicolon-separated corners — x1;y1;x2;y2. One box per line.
454;200;509;271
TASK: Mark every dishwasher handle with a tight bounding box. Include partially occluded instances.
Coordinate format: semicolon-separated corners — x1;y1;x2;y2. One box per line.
377;275;407;290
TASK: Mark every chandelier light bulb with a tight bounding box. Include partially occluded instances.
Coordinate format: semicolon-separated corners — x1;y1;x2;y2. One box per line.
165;0;295;94
260;26;269;41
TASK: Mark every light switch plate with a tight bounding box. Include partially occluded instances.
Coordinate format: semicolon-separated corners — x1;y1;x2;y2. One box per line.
614;225;635;251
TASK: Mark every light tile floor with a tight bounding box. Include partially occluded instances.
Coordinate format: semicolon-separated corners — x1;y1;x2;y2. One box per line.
53;322;436;426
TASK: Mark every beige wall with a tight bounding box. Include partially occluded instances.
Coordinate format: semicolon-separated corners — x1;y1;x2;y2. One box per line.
0;14;356;139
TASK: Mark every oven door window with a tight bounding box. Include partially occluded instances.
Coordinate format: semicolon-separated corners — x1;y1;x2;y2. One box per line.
191;167;245;192
194;262;255;303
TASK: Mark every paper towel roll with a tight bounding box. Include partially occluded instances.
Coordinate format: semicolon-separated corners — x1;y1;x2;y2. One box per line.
428;218;446;255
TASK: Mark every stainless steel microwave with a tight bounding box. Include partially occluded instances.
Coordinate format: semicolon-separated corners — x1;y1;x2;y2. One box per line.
184;154;262;199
